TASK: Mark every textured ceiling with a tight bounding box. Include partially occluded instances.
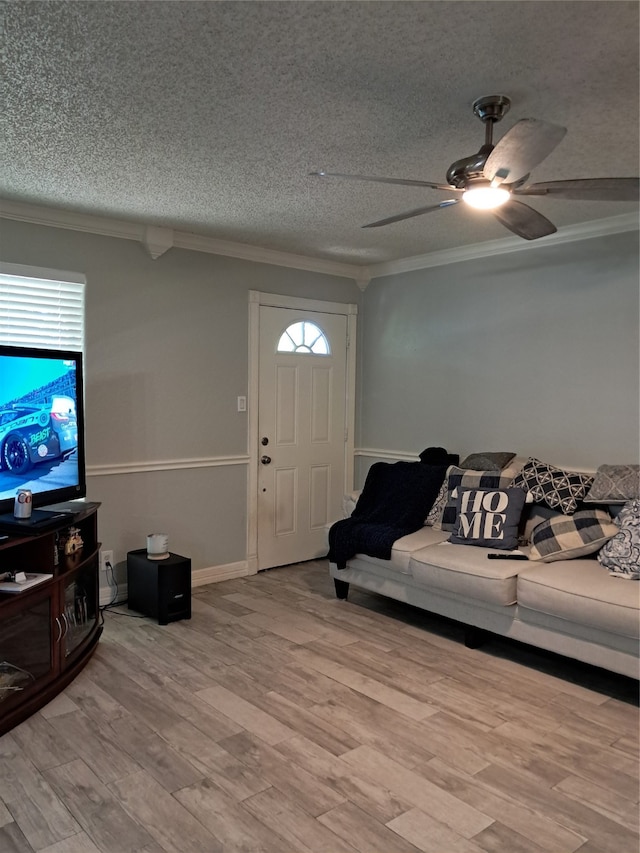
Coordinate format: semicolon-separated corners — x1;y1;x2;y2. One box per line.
2;1;639;265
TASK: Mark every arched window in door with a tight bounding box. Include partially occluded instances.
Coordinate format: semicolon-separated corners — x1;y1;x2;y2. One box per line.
277;321;329;354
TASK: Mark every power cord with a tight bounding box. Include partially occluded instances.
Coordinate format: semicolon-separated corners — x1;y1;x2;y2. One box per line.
99;560;146;619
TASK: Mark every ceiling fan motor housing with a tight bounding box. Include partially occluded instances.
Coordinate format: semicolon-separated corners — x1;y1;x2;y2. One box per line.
446;145;494;188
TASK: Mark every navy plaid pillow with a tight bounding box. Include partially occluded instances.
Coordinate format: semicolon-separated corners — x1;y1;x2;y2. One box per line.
530;509;617;562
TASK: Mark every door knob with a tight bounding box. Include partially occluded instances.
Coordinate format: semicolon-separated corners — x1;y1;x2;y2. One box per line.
261;455;271;465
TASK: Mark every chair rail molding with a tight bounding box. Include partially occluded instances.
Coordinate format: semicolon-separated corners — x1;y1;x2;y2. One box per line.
87;454;249;477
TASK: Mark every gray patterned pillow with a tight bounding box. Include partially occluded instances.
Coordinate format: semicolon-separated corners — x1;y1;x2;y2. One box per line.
509;458;593;515
460;452;516;471
584;465;640;504
598;499;640;578
426;480;448;527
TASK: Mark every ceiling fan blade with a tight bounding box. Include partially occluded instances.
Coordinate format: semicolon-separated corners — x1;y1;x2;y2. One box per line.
362;199;459;229
310;171;455;191
491;199;557;240
514;177;640;201
484;119;567;184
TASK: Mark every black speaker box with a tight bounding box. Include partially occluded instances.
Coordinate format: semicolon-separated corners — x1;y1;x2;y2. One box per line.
127;549;191;625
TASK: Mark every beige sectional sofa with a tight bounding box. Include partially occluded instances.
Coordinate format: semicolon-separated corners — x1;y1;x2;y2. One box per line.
328;461;640;679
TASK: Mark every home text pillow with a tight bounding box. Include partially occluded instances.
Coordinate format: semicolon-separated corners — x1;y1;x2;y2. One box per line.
509;457;593;515
439;466;517;532
597;499;640;578
449;487;526;550
459;452;516;471
529;509;618;563
584;464;640;504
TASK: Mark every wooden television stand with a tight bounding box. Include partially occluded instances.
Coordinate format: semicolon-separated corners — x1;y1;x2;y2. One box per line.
0;502;102;736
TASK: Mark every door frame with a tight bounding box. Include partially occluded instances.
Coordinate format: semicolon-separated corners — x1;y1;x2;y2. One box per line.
247;290;358;573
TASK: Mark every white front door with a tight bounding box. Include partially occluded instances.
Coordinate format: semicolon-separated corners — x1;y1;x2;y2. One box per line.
256;305;349;569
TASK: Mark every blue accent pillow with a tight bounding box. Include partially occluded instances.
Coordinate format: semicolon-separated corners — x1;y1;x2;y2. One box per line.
449;487;527;550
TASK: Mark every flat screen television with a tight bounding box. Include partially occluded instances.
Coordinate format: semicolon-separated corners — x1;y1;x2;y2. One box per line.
0;344;87;531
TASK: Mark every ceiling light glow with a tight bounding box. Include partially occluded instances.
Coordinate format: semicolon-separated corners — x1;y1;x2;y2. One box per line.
463;185;510;210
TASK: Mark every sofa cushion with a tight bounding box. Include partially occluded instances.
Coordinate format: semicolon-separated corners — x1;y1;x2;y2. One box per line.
517;560;640;639
449;487;526;550
409;542;523;606
529;509;618;563
509;457;594;514
584;464;640;504
598;499;640;579
353;526;449;574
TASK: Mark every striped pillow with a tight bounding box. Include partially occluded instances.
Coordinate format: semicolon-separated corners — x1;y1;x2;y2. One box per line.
529;509;617;563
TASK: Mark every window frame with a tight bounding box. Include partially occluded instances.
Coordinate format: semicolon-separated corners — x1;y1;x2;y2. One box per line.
276;320;330;355
0;262;86;351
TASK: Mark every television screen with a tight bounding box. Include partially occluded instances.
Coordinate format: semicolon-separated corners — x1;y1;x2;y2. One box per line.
0;345;86;517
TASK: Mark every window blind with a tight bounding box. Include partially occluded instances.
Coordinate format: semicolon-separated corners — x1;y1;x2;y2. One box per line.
0;267;85;351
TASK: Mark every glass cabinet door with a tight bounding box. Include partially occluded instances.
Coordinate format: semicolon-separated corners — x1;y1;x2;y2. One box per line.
62;559;98;660
0;595;53;710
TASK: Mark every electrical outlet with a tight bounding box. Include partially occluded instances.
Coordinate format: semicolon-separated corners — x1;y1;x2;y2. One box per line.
100;550;113;572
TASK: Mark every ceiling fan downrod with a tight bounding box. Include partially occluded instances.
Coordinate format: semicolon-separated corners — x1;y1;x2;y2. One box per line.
446;95;512;188
472;94;511;147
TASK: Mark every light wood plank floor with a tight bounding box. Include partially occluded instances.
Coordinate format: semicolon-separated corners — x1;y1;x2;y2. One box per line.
1;560;638;853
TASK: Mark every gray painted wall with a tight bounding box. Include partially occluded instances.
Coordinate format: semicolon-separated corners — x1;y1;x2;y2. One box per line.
2;218;638;581
356;230;639;483
0;219;362;581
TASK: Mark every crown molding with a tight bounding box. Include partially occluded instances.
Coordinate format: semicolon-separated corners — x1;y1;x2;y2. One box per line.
0;198;144;242
0;198;363;283
173;229;362;282
142;225;174;259
366;212;639;279
1;198;636;287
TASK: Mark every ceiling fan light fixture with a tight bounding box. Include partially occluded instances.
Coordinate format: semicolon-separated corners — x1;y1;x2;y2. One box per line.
462;184;510;210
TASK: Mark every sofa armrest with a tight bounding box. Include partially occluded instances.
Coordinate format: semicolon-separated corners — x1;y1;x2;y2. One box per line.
342;490;362;518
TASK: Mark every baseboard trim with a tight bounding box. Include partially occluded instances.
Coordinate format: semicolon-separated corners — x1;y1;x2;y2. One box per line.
100;582;128;608
99;564;254;604
192;561;252;586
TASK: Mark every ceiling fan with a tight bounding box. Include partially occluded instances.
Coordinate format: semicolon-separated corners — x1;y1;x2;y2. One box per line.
310;95;639;240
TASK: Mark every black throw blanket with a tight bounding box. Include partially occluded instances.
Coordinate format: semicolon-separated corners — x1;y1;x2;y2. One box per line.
328;461;448;569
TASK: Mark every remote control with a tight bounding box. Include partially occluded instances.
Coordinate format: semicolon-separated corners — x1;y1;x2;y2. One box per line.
487;553;528;560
